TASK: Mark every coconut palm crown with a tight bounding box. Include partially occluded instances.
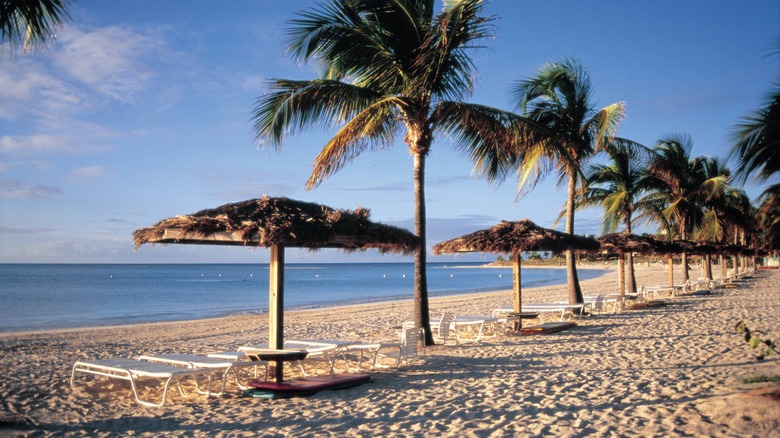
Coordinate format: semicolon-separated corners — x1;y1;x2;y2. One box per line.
577;138;653;292
642;134;731;282
509;58;625;303
251;0;495;345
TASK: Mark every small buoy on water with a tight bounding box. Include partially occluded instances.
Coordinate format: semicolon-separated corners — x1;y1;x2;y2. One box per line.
450;274;454;278
402;274;406;278
383;274;386;278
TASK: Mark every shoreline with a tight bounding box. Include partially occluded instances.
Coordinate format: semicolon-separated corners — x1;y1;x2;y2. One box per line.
0;265;612;337
1;265;777;436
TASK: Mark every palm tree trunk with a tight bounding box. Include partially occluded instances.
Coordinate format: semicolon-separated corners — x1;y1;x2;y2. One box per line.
668;253;674;287
618;254;626;297
680;228;689;283
413;152;434;346
625;217;636;293
565;172;583;304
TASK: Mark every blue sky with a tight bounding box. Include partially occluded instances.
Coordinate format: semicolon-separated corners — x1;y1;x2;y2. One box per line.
1;1;778;264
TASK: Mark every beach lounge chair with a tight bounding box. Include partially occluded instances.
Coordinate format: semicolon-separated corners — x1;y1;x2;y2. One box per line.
514;304;586;322
431;312;454;344
451;315;500;344
70;358;214;407
374;322;426;368
223;340;347;376
137;353;268;396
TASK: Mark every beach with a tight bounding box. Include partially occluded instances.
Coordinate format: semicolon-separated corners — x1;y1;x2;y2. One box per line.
1;264;778;437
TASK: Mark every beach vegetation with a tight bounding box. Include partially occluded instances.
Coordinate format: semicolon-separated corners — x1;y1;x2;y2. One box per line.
250;0;496;346
735;321;778;361
506;58;625;304
574;138;654;292
0;0;71;54
640;135;731;282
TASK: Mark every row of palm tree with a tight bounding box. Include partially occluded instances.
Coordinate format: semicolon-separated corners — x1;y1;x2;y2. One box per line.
251;0;777;346
578;134;760;294
7;0;774;347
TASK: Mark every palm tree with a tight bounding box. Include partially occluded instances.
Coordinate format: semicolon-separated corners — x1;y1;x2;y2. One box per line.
578;138;652;293
643;134;730;283
0;0;70;54
507;59;625;304
694;160;747;279
756;184;780;250
728;39;779;184
251;0;495;346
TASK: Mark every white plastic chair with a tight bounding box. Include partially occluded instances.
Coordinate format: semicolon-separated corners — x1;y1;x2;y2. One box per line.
432;312;454;344
374;322;426;368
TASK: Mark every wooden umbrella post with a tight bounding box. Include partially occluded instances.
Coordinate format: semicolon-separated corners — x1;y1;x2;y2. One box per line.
269;244;285;382
512;251;522;331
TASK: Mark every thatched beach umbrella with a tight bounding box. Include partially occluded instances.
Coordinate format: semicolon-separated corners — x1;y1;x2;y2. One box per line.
134;195;418;381
597;232;669;297
432;220;600;326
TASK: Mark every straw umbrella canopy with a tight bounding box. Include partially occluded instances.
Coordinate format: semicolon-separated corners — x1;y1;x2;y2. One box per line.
432;220;600;322
597;232;670;297
134;195;418;381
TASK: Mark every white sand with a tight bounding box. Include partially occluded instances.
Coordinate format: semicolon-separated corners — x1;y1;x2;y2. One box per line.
1;265;778;437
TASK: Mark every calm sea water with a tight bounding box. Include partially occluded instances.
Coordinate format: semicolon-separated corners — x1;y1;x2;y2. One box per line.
0;263;602;332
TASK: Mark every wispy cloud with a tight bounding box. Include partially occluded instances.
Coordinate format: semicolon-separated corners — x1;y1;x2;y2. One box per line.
68;165;109;182
0;225;58;234
0;179;62;199
52;25;168;103
0;134;110;157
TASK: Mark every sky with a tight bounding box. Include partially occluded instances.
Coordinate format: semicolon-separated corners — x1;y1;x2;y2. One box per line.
1;0;778;264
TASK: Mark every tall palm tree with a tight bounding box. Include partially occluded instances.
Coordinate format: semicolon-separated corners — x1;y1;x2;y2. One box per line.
694;159;744;279
251;0;495;345
507;59;625;304
578;138;652;293
0;0;70;54
643;134;730;283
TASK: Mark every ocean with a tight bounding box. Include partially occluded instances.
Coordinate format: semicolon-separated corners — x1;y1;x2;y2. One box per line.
0;263;603;332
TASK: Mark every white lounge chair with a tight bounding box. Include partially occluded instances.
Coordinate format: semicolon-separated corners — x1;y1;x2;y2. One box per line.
70;358;214;407
431;312;454;344
374;322;426;368
219;340;347;376
137;353;268;396
451;315;499;344
498;304;586;322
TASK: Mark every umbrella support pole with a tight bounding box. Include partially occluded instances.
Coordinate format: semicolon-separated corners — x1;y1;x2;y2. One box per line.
269;245;285;382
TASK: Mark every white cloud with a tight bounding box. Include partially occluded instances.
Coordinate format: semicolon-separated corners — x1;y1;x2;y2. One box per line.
0;134;80;156
53;25;167;103
68;165;109;182
0;59;85;123
0;179;62;199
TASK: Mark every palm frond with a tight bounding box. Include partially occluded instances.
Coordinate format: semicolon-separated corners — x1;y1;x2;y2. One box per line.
728;80;780;184
252;79;381;149
586;102;626;149
306;97;404;188
435;101;552;183
0;0;70;52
